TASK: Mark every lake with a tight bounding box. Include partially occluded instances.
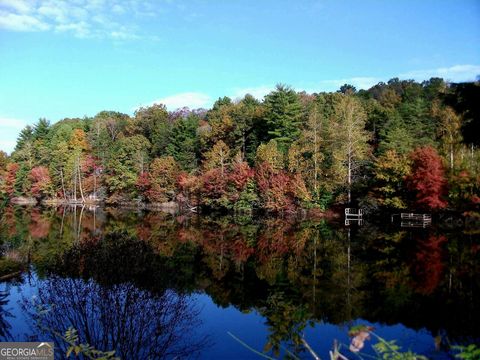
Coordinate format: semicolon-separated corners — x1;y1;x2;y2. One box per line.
0;206;478;359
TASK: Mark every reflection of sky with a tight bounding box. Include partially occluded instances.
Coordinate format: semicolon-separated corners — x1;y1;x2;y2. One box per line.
1;274;445;359
1;273;42;341
191;293;444;359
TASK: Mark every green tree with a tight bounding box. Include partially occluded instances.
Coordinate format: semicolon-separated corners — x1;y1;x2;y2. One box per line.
167;114;200;171
33;118;50;140
89;111;130;169
378;114;415;155
264;84;303;152
14;125;34;152
297;103;325;197
231;95;261;161
133;104;172;157
105;135;151;198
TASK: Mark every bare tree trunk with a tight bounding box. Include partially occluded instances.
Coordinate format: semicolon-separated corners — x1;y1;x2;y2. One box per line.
314;125;318;194
220;149;225;177
73;162;77;202
77;159;85;203
313;231;317;305
242;132;246;160
60;169;67;201
93;172;96;200
60;206;66;238
77;204;85;241
347;152;352;204
450;135;454;171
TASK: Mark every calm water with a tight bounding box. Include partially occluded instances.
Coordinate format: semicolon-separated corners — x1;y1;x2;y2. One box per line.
0;206;478;359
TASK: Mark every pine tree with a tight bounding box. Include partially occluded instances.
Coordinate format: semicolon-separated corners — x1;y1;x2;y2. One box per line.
264;84;303;152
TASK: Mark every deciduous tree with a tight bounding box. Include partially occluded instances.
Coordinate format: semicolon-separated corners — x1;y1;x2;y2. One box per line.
406;146;447;209
147;156;180;203
373;150;411;209
329;95;370;203
29;166;53;199
203;140;231;176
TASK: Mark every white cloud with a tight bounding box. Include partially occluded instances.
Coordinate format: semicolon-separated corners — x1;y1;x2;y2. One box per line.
308;65;480;93
0;140;18;154
0;116;27;129
0;0;33;14
55;21;91;38
148;92;212;110
400;64;480;83
38;3;69;23
0;0;162;39
313;77;380;92
231;79;381;98
0;11;50;31
230;85;274;100
112;4;125;14
0;117;27;154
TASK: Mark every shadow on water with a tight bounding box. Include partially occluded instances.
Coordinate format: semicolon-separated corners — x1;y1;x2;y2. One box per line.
0;205;479;358
22;277;209;359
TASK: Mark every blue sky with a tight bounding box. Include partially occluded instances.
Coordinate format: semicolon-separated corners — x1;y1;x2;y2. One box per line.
0;0;479;153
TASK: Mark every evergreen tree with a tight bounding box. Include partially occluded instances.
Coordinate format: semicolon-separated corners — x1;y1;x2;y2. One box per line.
264;84;302;152
14;125;34;151
134;104;172;157
166;115;200;171
33;118;50;140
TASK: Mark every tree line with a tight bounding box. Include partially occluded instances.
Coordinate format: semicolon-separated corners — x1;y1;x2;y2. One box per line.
0;78;479;213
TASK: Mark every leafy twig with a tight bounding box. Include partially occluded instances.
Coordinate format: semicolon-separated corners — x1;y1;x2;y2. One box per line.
227;331;277;360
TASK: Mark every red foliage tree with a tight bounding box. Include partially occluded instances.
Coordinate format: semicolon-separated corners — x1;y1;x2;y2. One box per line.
135;172;151;198
2;163;19;197
201;168;229;208
227;161;255;203
406;146;447;209
81;155;102;195
255;162;296;213
176;172;201;209
29;166;53;199
229;161;254;191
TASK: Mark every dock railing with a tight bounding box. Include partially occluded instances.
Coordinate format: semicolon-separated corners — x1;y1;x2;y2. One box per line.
345;208;363;226
391;212;432;228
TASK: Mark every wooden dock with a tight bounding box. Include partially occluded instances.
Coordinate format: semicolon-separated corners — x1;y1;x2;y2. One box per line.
345;208;364;226
391;212;432;228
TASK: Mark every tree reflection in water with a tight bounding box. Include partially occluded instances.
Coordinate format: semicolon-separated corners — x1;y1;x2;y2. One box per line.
23;276;210;359
0;206;478;356
0;287;14;341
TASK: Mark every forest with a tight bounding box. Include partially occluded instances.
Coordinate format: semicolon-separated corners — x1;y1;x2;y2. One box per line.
0;78;479;214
